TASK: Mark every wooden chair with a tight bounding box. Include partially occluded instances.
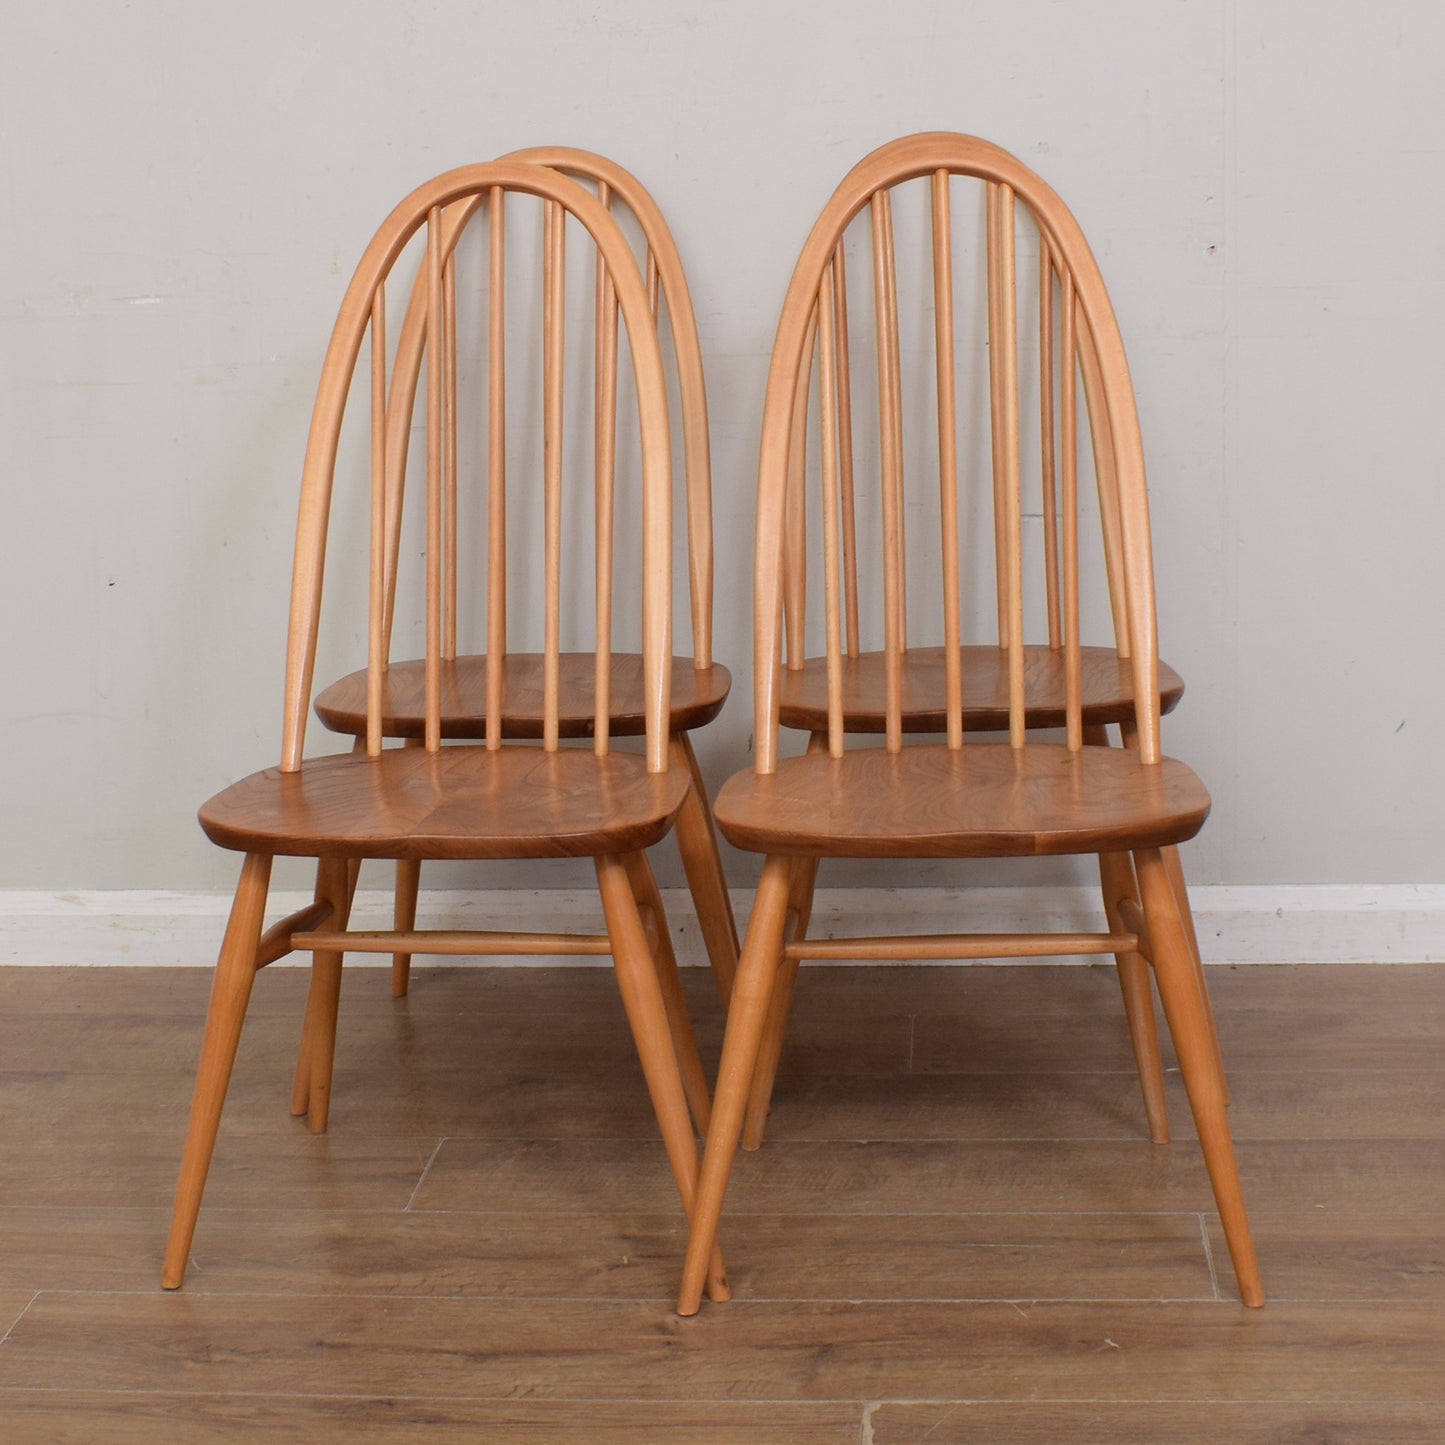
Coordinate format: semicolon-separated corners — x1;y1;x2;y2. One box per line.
162;162;726;1302
676;132;1261;1313
311;148;738;1006
741;133;1214;1151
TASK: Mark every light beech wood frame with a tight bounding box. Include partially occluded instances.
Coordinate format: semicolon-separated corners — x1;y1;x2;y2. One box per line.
309;149;737;1003
748;134;1217;1150
164;163;725;1303
678;133;1260;1314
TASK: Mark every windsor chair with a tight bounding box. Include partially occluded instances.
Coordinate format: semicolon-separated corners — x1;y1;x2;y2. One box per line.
163;162;725;1301
742;133;1212;1150
677;133;1260;1313
312;148;736;1004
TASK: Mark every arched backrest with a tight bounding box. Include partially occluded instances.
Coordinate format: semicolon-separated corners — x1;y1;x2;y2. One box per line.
280;162;673;774
754;132;1161;772
375;149;713;674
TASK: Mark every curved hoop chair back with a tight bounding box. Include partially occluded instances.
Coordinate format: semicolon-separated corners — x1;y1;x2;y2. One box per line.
756;131;1162;769
282;161;674;776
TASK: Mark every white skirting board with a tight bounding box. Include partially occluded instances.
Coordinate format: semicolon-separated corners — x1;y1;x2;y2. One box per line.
2;884;1444;967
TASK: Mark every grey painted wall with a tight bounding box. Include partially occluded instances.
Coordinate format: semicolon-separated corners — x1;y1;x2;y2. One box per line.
3;1;1442;892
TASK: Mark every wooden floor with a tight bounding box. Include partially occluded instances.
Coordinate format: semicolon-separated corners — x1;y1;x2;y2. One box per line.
1;958;1443;1442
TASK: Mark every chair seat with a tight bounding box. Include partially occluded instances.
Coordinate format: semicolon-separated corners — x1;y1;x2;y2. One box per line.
714;741;1210;858
777;645;1183;734
314;654;731;739
199;744;691;860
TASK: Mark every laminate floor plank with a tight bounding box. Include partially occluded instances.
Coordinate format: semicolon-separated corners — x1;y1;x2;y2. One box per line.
411;1136;1445;1217
1203;1213;1445;1302
0;1206;1211;1301
868;1400;1445;1444
0;1130;435;1210
0;1391;864;1444
761;1068;1445;1141
3;1295;1443;1402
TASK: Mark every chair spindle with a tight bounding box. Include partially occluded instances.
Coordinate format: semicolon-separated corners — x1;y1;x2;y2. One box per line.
995;184;1026;748
442;250;458;660
1039;244;1062;650
817;262;845;758
367;285;387;758
424;206;444;751
871;191;905;751
830;243;860;659
594;180;619;756
1061;270;1083;749
542;199;565;751
930;169;964;750
486;188;507;750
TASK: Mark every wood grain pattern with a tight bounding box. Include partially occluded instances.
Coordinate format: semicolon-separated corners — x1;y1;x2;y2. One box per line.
198;745;690;860
1;962;1443;1432
777;645;1183;734
315;655;730;739
714;741;1210;858
870;1402;1445;1444
0;1396;863;1445
6;1294;1445;1401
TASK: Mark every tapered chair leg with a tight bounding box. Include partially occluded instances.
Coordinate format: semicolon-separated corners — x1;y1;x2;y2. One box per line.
741;853;819;1150
678;852;794;1316
596;854;728;1303
1098;849;1170;1144
1136;847;1262;1308
389;736;427;998
670;732;740;1005
288;856;353;1134
1117;722;1226;1101
162;852;273;1289
622;849;713;1137
391;860;422;998
1161;842;1227;1099
740;731;827;1150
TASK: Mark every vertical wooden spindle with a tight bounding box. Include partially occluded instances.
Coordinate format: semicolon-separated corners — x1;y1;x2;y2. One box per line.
931;170;963;751
367;285;387;758
817;265;845;758
996;185;1025;748
1039;241;1061;649
985;182;1009;647
424;206;444;752
594;181;619;756
831;244;860;658
872;191;905;751
1062;273;1083;749
878;189;906;653
442;250;458;659
1076;319;1130;656
486;188;507;750
542;199;565;752
783;307;816;672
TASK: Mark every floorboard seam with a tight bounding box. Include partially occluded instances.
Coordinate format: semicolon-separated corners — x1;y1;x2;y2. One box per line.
0;1291;40;1345
1197;1211;1221;1300
402;1137;447;1211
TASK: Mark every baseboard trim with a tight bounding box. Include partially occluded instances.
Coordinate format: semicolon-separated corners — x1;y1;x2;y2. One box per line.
3;884;1443;967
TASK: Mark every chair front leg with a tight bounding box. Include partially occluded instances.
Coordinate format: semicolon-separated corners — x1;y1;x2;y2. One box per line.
1135;846;1262;1308
622;848;713;1137
596;853;728;1304
670;731;740;1005
677;852;794;1316
1097;848;1170;1144
162;851;273;1289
